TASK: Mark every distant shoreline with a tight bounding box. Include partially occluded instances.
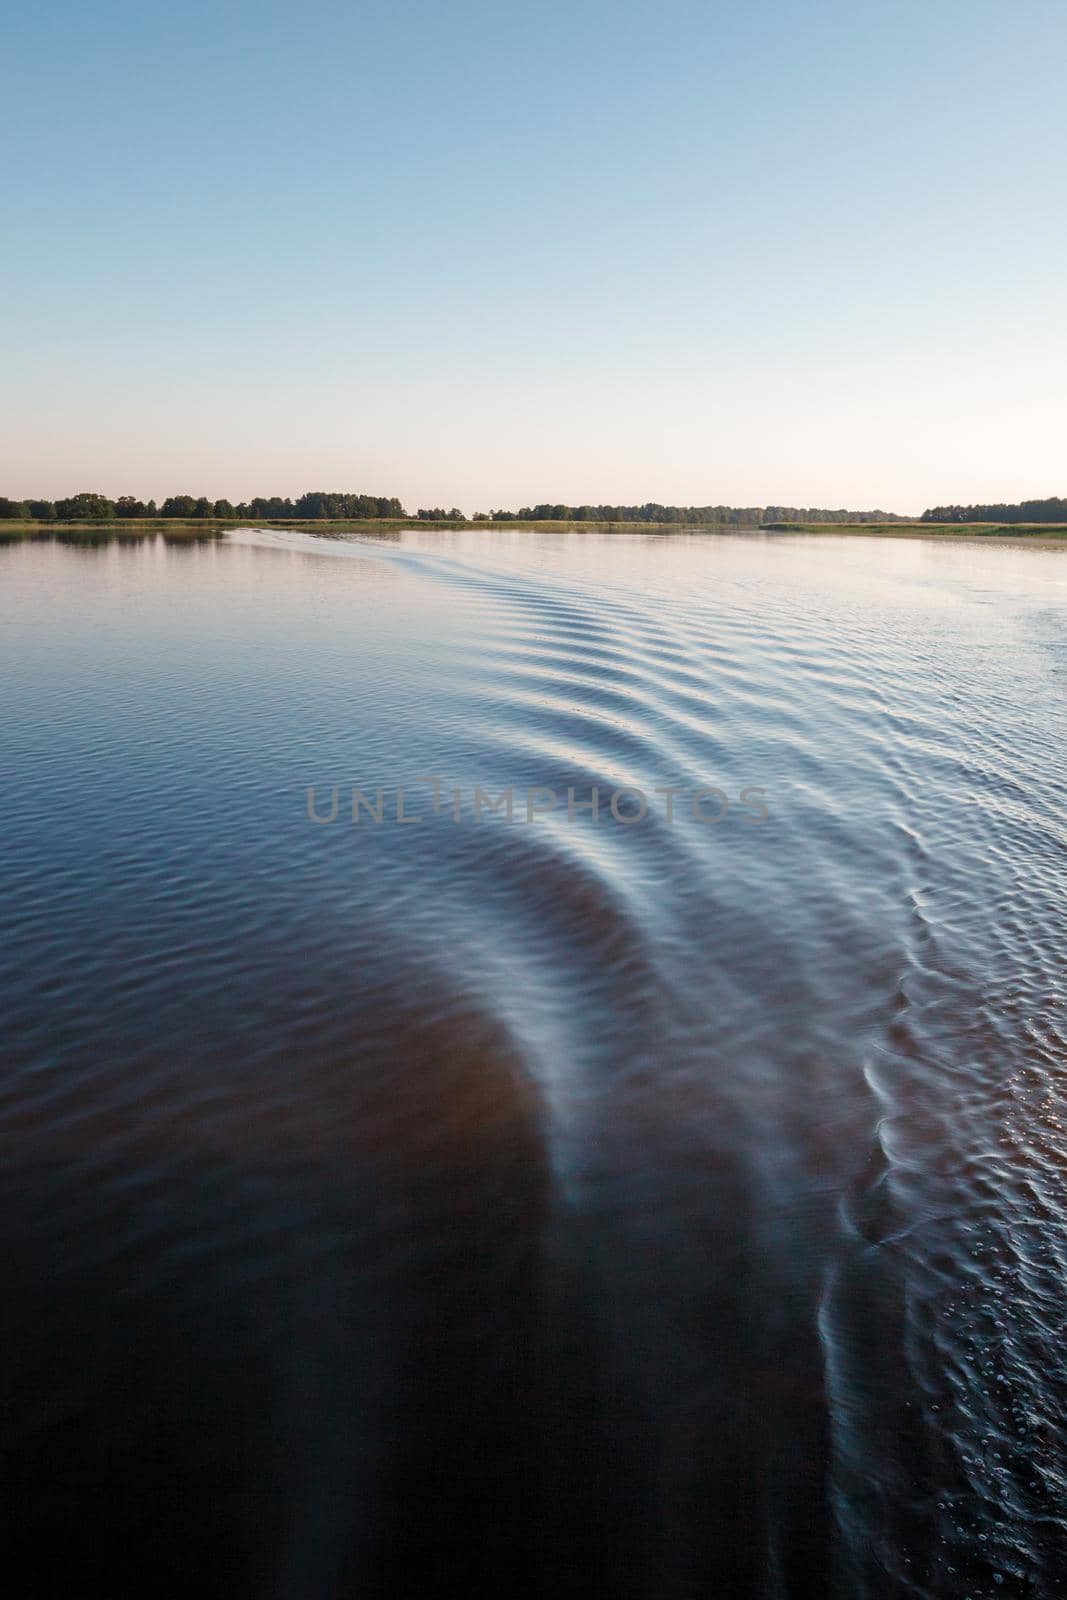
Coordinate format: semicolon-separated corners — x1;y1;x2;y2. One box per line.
3;518;1067;544
758;521;1067;543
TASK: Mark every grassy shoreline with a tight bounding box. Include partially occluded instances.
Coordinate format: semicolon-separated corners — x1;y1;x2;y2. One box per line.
3;517;1067;543
760;521;1067;541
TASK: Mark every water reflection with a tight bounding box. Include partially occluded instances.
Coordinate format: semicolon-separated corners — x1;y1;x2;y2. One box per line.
0;527;1064;1597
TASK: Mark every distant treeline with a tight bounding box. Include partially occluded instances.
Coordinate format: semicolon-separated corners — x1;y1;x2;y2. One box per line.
1;491;907;526
920;496;1067;523
0;491;408;521
484;503;906;524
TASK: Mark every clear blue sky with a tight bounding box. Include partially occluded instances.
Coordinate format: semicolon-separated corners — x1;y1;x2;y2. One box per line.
4;0;1066;513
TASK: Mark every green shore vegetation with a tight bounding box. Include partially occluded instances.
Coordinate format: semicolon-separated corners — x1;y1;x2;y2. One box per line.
3;492;1067;543
761;522;1067;540
0;492;907;527
4;517;1067;545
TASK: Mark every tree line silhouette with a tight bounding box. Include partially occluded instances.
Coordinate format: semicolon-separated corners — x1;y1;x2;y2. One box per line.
0;491;408;522
9;491;1065;526
920;496;1067;524
0;493;907;525
485;503;905;524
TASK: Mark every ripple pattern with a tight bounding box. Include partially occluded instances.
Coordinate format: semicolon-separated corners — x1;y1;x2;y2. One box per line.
0;527;1065;1598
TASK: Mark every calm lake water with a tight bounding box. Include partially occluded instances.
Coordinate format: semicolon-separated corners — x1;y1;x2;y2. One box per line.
1;527;1065;1599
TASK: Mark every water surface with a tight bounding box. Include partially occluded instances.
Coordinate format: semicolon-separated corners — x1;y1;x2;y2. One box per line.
1;527;1065;1598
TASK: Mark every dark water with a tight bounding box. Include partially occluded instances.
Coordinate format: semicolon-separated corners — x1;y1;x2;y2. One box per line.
1;527;1065;1599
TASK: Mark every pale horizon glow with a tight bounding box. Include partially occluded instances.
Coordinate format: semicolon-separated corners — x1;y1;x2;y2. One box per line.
4;0;1067;517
